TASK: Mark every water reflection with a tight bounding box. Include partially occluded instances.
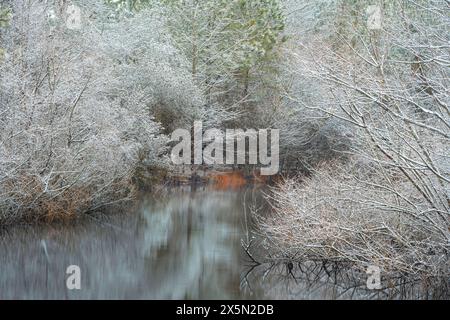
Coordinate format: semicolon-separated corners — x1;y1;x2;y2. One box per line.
0;187;447;299
242;262;449;300
0;187;253;299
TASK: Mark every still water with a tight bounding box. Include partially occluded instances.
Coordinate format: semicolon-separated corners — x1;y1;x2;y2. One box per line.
0;187;447;299
0;187;259;299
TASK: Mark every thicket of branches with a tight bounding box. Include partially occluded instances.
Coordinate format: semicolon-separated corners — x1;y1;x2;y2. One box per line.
260;0;449;277
0;0;206;223
106;0;288;130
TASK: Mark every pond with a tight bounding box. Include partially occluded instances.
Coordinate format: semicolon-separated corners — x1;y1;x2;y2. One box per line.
0;187;447;299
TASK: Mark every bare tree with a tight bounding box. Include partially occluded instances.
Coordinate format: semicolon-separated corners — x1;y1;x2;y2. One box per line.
260;0;449;277
0;0;205;223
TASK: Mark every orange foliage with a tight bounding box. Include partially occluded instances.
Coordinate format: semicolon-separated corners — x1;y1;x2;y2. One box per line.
210;171;247;190
207;170;282;190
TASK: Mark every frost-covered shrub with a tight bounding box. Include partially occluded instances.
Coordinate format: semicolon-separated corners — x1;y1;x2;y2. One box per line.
92;5;206;132
260;158;449;277
0;0;201;223
260;0;450;276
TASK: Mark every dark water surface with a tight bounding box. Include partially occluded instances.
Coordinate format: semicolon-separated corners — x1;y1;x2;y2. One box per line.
0;187;260;299
0;187;447;299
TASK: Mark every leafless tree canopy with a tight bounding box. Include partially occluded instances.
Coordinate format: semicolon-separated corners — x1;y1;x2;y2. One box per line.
259;0;449;277
0;1;180;223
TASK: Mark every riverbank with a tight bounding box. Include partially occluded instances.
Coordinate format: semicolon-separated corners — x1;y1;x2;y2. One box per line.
0;164;279;227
